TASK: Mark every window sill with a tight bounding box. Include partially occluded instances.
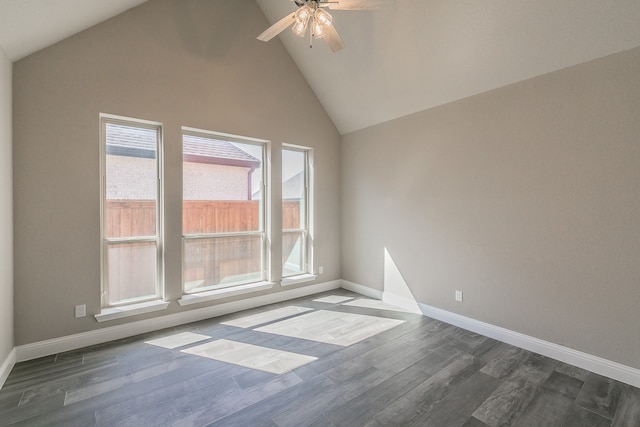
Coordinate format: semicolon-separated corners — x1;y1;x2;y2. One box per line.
178;281;275;306
281;274;317;287
95;300;170;323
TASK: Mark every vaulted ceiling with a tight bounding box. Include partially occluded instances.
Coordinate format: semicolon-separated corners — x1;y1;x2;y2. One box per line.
2;0;640;134
0;0;148;60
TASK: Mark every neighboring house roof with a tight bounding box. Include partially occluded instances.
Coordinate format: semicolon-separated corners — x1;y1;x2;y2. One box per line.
253;171;304;200
182;134;260;168
106;123;260;168
282;171;304;200
105;123;158;159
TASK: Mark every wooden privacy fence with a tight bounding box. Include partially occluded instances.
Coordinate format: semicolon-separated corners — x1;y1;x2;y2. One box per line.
106;200;301;237
183;234;263;292
105;200;156;238
282;200;302;230
183;200;259;234
106;199;302;294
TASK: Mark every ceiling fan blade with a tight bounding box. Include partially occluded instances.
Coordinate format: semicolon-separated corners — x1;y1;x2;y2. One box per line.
257;12;296;42
323;25;344;53
324;0;394;10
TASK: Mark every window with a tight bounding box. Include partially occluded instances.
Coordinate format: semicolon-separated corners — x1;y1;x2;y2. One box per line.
282;145;311;277
182;128;267;293
101;115;163;307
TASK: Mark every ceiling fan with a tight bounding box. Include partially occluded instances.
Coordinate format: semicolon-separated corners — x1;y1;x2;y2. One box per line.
257;0;393;53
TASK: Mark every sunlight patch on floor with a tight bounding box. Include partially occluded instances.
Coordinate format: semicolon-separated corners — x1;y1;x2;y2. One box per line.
181;339;317;374
313;295;354;304
145;332;211;349
221;306;313;328
255;310;404;346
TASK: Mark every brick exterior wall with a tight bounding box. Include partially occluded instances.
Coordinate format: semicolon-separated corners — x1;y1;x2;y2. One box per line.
106;155;252;201
106;155;157;200
183;161;251;201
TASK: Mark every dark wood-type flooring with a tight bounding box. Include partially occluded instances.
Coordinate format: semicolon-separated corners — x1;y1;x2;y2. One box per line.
1;290;639;426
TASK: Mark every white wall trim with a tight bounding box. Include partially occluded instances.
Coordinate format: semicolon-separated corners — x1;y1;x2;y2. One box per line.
95;300;170;323
15;280;341;362
178;281;275;306
341;280;383;299
0;348;16;390
281;274;317;287
376;290;640;389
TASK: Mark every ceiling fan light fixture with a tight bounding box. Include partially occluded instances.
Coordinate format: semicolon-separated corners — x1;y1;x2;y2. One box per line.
292;18;309;37
259;0;382;53
315;8;333;27
311;19;326;38
312;8;332;38
294;5;313;23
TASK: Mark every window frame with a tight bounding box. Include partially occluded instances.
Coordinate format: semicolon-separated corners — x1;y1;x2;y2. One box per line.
99;114;164;308
181;127;270;294
282;144;313;278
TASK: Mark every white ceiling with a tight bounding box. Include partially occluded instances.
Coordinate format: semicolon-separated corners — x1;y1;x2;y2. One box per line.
0;0;148;61
1;1;640;134
257;0;640;134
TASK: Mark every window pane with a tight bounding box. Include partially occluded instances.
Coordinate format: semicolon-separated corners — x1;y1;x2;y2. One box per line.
282;147;308;278
105;123;158;238
283;231;305;277
183;134;263;234
106;241;157;305
183;235;263;293
183;201;259;234
282;149;305;230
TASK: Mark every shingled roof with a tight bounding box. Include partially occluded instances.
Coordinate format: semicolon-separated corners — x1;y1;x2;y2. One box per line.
182;134;260;168
106;123;260;168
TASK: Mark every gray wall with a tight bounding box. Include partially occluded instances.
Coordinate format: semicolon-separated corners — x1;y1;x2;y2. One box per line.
342;46;640;369
13;0;341;345
0;45;13;365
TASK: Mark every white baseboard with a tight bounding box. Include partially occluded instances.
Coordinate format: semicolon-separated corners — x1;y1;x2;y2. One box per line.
343;283;640;389
381;291;423;314
15;280;341;363
13;279;640;390
341;280;383;299
0;348;16;390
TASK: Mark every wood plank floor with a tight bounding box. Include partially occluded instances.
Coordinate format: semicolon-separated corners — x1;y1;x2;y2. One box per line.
1;290;639;426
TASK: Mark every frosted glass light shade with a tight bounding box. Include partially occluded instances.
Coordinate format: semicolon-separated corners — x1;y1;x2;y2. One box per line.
312;8;332;39
315;8;332;26
292;19;308;37
295;5;312;23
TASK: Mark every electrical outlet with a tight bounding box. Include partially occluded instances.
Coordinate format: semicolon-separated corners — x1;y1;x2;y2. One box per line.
455;291;463;302
318;266;324;274
75;304;86;318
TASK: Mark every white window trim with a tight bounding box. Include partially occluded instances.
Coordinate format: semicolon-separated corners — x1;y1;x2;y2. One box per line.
280;273;317;287
282;144;314;278
99;114;165;310
181;127;271;295
95;300;169;323
178;281;275;306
